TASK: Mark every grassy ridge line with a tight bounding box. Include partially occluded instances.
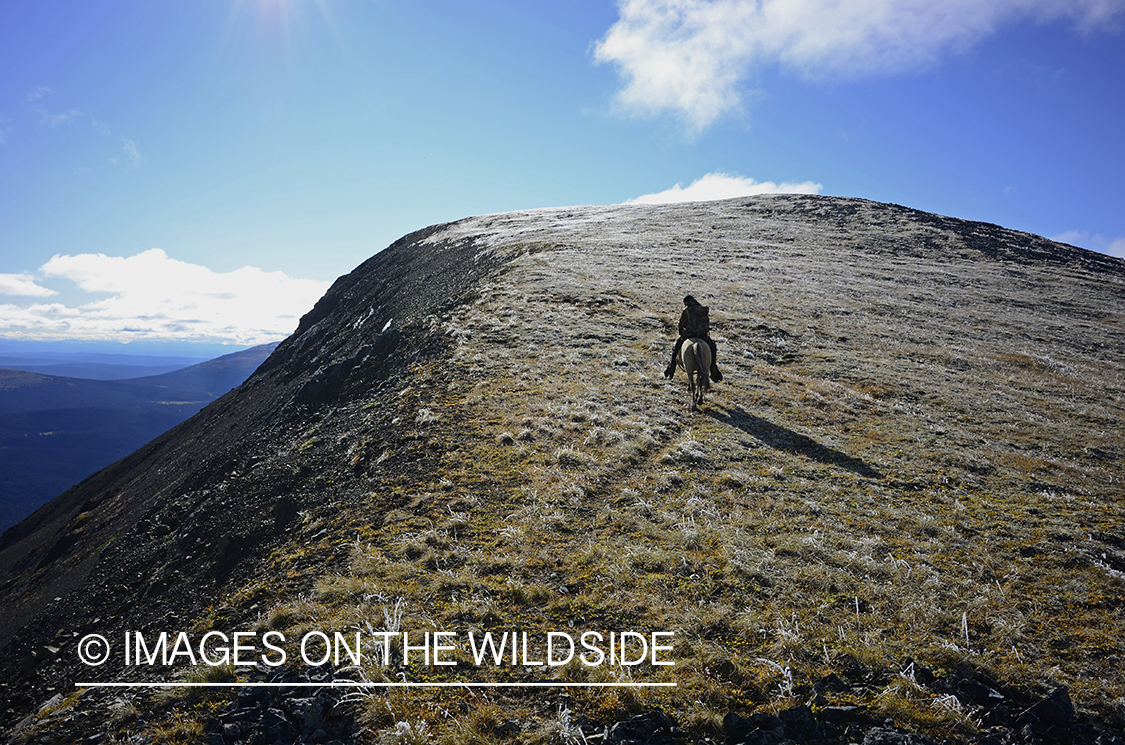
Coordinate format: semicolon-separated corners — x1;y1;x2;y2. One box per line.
101;197;1123;743
243;200;1121;740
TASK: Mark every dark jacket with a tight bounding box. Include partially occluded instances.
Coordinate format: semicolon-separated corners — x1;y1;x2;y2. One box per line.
678;302;710;339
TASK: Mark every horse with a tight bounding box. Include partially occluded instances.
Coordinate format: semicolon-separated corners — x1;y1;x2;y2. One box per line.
678;337;712;411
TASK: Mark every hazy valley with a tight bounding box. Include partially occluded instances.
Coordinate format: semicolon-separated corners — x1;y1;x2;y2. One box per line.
0;344;278;533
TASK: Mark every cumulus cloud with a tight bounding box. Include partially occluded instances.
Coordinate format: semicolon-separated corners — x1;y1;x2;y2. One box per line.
0;249;330;344
594;0;1125;131
0;273;57;297
626;171;822;204
1052;230;1125;258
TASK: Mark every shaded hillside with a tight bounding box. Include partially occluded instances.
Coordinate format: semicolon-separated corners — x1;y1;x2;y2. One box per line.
0;343;279;414
2;196;1123;744
0;343;279;532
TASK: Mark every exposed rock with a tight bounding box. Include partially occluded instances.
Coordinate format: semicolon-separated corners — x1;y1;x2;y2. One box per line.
862;727;936;745
1019;686;1075;729
608;710;681;745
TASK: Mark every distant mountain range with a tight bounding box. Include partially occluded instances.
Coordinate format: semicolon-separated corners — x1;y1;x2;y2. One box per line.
0;352;210;381
0;343;278;532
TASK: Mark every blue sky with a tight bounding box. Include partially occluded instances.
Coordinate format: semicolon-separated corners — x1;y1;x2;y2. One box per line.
2;0;1123;349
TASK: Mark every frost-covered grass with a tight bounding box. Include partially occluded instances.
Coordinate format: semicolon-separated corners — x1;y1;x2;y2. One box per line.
190;197;1124;744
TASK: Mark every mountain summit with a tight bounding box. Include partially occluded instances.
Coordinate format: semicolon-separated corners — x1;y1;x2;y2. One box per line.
2;196;1123;743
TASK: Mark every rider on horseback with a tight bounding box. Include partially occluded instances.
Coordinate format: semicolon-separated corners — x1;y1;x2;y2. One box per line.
664;295;723;382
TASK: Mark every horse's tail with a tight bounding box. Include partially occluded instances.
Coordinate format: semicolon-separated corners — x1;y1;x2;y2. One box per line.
689;339;710;390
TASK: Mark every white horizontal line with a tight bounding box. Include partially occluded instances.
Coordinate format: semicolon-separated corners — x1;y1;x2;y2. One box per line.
77;681;676;688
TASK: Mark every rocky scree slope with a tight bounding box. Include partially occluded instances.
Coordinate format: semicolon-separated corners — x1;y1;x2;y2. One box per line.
2;196;1124;744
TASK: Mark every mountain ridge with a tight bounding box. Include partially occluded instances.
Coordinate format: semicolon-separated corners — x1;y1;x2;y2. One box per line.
2;195;1123;744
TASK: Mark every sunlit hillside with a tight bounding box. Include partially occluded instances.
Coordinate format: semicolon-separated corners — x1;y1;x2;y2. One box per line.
4;196;1123;745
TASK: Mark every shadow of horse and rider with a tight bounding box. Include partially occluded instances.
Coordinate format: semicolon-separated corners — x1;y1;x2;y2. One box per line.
671;344;881;480
708;402;882;479
666;342;877;481
665;296;880;479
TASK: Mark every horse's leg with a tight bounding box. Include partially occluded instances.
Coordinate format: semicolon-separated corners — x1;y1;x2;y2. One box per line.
682;344;694;410
688;343;701;411
699;344;711;403
686;362;695;410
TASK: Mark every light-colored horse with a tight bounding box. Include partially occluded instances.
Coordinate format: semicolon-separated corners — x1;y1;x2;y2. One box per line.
678;337;711;411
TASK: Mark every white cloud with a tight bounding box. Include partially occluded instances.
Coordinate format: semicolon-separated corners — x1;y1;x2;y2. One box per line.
26;86;53;102
625;171;822;204
0;249;330;344
594;0;1125;131
28;87;110;134
121;138;141;166
0;273;57;298
1050;229;1090;245
1051;230;1125;258
35;107;107;134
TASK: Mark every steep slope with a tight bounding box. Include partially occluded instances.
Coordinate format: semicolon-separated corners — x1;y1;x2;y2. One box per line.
2;196;1123;744
0;343;280;532
0;222;508;728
